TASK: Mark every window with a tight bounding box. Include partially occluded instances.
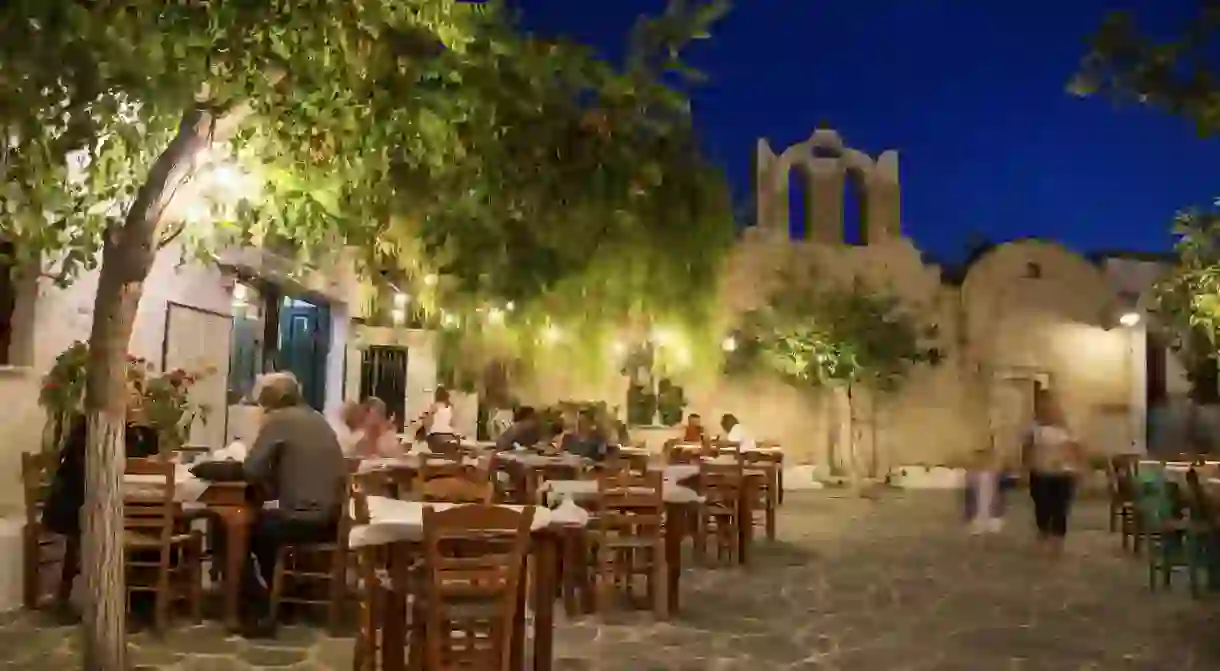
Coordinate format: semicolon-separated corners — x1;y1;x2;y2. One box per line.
0;241;16;365
622;344;687;427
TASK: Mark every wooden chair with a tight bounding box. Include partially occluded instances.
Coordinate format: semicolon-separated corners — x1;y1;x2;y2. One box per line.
609;450;650;476
269;463;358;635
21;451;62;610
418;463;494;504
523;462;582;505
415;504;535;671
742;451;780;541
123;457;203;633
665;441;703;465
592;470;664;612
1108;455;1141;551
695;462;745;565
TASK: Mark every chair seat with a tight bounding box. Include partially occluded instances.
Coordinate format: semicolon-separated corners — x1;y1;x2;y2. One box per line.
124;531;195;547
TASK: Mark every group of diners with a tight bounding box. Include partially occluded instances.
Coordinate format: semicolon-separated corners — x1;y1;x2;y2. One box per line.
38;369;763;639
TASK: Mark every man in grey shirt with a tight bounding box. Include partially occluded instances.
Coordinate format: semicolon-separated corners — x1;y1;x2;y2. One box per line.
242;373;346;635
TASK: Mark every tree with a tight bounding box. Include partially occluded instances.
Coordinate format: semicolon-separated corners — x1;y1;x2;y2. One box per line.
0;1;732;667
1073;3;1220;442
1072;2;1220;137
727;276;941;482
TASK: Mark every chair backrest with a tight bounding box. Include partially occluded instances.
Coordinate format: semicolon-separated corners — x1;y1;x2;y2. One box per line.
416;460;492;502
421;504;536;671
699;461;745;509
596;470;664;535
666;441;704;465
524;463;581;504
123;457;178;547
22;451;57;527
1184;469;1219;533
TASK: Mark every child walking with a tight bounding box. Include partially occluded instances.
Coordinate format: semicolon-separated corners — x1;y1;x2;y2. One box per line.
964;447;1007;534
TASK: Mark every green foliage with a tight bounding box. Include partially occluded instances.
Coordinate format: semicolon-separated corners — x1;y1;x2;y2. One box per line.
728;277;943;392
0;0;734;313
1154;209;1220;402
1071;3;1220;136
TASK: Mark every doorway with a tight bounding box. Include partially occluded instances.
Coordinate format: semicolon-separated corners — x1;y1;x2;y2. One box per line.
273;295;332;411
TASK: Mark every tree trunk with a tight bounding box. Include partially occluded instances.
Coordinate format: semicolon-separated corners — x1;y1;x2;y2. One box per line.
81;108;212;671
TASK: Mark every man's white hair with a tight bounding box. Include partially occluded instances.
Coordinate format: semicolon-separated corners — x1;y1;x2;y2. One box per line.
254;371;302;409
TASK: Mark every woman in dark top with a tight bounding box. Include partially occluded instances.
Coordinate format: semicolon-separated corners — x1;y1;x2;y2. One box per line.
43;415;159;615
560;410;610;461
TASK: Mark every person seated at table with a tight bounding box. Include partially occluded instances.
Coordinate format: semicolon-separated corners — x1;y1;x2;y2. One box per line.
719;413;757;451
681;413;706;443
242;372;346;636
421;386;460;453
560;409;611;461
332;398;399;458
42;413;159;621
359;397;402;457
331;400;367;455
495;405;542;451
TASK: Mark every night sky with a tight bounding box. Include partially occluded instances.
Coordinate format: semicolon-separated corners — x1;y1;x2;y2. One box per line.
514;0;1218;262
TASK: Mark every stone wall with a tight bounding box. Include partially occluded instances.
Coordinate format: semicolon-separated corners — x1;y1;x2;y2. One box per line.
521;130;1135;470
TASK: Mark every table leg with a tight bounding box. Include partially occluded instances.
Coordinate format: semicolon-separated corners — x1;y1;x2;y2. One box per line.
215;506;250;631
381;543;409;671
663;503;686;618
533;534;557;671
738;477;754;565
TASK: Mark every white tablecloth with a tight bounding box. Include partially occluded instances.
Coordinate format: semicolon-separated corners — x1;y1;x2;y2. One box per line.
496;451;587;469
348;497;583;548
539;480;703;506
358;455;480;474
653;464;700;482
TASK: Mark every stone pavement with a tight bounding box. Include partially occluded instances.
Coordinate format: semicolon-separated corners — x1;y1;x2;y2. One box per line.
3;491;1219;670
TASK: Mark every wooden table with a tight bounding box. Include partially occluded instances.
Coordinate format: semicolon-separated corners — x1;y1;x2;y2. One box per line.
194;483;253;631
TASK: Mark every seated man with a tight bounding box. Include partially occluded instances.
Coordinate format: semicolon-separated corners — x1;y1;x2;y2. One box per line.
494;405;542;451
242;372;346;635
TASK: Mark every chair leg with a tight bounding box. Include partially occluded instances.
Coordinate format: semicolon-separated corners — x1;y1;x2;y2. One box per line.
189;535;204;623
269;549;288;625
21;526;38;610
765;493;777;541
327;549;348;636
693;515;708;566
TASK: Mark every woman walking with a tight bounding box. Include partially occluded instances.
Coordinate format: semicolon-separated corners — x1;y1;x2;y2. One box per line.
1022;389;1085;556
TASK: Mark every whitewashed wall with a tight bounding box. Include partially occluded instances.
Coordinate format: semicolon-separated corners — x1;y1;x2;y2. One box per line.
0;243;236;510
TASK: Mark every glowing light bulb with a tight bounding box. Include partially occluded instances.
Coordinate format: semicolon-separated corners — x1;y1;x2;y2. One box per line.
424;274;438;287
393;292;410;308
721;336;737;352
391;308;406;325
488;307;505;325
1119;311;1140;327
442;313;458;328
542;325;563;344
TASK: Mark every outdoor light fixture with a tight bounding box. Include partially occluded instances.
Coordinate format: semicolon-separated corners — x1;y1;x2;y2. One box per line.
542;324;564;344
424;273;438;287
441;312;458;328
392;292;410;308
611;340;627;355
1119;311;1141;327
505;301;515;312
231;283;249;309
721;336;737;352
487;307;505;325
650;327;673;346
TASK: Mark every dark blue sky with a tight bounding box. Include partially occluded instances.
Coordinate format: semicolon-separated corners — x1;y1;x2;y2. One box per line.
514;0;1218;261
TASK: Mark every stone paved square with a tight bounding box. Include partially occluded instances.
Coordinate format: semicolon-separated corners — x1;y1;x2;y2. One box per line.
3;491;1218;669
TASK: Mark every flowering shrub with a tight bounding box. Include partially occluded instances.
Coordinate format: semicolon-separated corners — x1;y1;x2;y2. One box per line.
39;341;215;451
